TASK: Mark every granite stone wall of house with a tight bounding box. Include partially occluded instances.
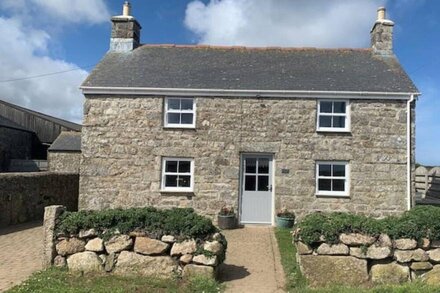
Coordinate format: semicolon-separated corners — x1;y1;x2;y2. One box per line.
48;152;81;173
79;96;413;220
0;172;78;227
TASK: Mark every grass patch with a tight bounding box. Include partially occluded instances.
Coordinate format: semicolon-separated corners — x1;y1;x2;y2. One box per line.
275;228;440;293
275;228;307;292
7;268;223;293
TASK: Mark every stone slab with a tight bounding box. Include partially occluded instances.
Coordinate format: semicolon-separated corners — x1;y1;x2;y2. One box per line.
299;255;369;287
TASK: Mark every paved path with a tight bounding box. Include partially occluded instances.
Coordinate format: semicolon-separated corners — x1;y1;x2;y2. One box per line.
218;226;286;293
0;222;43;292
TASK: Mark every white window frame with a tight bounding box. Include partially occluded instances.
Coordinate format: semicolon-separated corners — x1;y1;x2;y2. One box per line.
315;161;350;197
164;97;196;128
316;100;350;132
161;157;194;192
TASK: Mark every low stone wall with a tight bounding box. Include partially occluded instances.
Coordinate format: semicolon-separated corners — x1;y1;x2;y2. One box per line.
43;206;226;279
295;233;440;287
0;172;78;227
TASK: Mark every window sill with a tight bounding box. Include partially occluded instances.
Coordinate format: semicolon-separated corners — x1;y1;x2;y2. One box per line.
163;126;196;130
315;193;350;198
316;129;351;134
160;189;194;194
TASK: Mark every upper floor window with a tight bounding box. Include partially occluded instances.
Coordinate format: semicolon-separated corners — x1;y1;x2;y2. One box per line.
164;97;196;128
161;157;194;192
317;100;350;132
316;161;349;197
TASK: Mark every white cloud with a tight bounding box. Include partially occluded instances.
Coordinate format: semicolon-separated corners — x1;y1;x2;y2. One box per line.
0;17;88;123
30;0;110;24
0;0;110;124
185;0;387;47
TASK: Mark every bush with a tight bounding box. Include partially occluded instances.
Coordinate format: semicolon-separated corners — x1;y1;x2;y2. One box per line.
57;207;218;240
296;206;440;245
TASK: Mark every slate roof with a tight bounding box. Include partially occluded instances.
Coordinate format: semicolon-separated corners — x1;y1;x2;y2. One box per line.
48;131;81;152
82;45;418;94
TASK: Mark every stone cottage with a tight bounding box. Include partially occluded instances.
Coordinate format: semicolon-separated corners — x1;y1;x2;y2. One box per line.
79;3;419;224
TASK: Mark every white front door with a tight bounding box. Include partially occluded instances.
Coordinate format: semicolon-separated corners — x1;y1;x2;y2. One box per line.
240;154;273;224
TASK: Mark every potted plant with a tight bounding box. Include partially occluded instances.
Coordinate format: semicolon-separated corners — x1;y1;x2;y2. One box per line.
217;206;236;229
276;209;295;228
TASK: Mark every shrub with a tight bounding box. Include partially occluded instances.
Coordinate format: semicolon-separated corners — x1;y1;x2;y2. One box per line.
295;206;440;245
57;207;218;240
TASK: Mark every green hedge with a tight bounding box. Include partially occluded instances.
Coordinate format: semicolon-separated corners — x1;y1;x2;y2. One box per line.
57;207;218;240
296;206;440;245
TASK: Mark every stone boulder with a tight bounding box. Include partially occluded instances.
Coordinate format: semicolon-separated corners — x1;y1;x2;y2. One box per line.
180;254;193;264
299;255;368;287
170;240;197;256
350;246;392;260
377;234;392;248
193;254;218;266
183;264;215;279
339;233;376;246
422;265;440;285
203;241;224;255
428;248;440;262
411;262;433;271
296;242;313;255
134;237;169;255
104;235;133;254
114;251;177;278
79;229;97;239
421;238;431;250
394;239;417;250
105;253;116;272
394;249;429;263
316;243;349;255
56;238;85;256
53;255;66;267
370;262;409;284
67;252;103;273
85;238;104;252
161;235;176;243
431;241;440;248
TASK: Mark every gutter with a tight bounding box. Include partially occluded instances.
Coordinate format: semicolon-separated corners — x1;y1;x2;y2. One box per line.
80;86;420;100
407;94;416;210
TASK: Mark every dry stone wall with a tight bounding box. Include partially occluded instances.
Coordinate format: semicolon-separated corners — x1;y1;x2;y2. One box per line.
296;233;440;287
80;96;411;219
43;206;226;279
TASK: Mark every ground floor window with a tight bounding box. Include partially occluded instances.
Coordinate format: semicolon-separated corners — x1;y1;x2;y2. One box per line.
316;161;349;197
161;157;194;192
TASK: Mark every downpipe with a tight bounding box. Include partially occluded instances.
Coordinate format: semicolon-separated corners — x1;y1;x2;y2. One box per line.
407;94;415;210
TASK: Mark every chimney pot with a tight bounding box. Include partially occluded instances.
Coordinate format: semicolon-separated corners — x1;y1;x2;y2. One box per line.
123;1;131;17
377;7;386;21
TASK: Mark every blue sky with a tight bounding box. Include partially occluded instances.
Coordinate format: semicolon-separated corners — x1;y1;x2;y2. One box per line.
0;0;439;165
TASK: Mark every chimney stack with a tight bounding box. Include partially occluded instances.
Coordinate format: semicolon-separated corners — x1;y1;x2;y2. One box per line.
371;7;394;56
110;1;141;52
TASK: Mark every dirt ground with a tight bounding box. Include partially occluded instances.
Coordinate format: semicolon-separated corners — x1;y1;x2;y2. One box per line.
218;226;286;293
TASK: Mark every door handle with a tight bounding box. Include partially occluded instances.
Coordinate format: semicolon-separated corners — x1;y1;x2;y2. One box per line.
269;185;273;192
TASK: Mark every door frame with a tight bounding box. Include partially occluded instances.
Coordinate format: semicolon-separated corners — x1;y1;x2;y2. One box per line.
238;153;275;226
